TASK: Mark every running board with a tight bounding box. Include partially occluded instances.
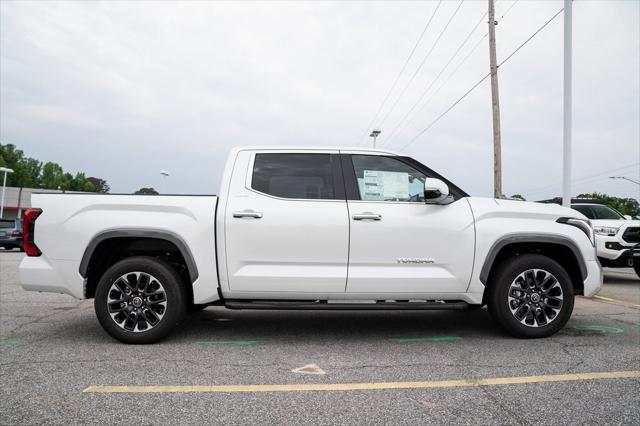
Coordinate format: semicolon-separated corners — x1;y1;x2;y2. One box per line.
224;300;469;311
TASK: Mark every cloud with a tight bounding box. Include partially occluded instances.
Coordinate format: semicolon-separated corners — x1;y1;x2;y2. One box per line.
1;0;638;200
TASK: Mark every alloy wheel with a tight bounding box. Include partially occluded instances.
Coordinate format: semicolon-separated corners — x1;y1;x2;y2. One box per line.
507;268;563;327
106;272;168;332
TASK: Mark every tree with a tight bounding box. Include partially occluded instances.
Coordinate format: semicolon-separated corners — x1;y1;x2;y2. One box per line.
70;172;87;192
134;187;159;195
83;181;96;192
20;158;43;188
0;143;109;192
0;143;41;187
41;162;65;189
86;177;110;193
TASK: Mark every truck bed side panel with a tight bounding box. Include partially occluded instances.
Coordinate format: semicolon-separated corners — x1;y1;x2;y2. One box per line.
20;194;220;303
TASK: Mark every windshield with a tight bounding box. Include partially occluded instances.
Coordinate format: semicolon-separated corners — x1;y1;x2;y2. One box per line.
572;204;624;220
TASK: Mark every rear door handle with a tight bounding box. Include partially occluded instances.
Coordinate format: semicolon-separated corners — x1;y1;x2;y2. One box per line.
352;212;382;221
233;210;263;219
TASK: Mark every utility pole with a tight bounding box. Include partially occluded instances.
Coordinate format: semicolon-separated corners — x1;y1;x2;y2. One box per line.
488;0;502;199
370;130;381;149
562;0;572;207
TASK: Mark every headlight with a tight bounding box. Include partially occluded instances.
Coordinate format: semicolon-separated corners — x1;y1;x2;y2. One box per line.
557;217;595;246
592;226;620;236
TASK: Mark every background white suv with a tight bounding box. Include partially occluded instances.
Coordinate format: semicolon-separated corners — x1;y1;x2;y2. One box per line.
571;202;640;278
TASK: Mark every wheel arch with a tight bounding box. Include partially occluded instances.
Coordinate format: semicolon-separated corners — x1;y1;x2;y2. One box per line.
480;234;587;299
80;229;198;299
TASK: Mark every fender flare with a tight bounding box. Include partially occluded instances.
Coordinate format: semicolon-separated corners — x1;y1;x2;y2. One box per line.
479;233;588;285
79;229;199;283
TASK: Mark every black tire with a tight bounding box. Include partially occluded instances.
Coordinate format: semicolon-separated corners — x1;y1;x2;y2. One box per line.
634;262;640;279
94;256;187;344
487;254;574;338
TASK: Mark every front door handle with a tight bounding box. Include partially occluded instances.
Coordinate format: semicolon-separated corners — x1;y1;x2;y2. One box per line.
352;212;382;221
233;210;263;219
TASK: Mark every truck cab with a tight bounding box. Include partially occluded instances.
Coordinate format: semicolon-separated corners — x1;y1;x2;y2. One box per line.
219;147;473;300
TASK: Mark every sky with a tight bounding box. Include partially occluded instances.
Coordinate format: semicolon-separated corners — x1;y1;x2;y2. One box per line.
1;0;639;200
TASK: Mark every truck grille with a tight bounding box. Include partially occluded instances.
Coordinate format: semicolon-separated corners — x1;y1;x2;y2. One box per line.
622;227;640;243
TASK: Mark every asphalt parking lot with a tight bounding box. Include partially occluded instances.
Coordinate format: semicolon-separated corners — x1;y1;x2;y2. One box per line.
1;251;639;425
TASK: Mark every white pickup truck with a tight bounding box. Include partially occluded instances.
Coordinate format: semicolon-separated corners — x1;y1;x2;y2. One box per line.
19;147;603;343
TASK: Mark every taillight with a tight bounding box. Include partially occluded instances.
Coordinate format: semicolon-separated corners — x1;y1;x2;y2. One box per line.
11;230;21;237
22;208;42;256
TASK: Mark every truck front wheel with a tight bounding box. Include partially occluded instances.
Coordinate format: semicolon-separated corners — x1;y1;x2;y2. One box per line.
487;254;574;338
94;256;187;344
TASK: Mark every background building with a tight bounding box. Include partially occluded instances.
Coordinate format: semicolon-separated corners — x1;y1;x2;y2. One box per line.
0;187;85;221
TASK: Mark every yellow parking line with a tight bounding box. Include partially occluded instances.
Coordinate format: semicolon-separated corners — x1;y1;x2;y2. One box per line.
592;295;640;308
83;370;640;394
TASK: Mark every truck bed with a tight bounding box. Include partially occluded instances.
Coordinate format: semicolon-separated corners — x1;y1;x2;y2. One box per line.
20;193;220;303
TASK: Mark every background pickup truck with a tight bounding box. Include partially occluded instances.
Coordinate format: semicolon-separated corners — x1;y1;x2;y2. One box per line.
19;147;603;343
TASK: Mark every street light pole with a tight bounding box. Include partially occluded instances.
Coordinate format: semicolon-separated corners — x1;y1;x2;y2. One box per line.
160;171;170;194
0;167;14;218
369;130;381;149
562;0;573;207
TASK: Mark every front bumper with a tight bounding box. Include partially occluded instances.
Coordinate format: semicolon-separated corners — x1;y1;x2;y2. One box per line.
595;235;637;261
583;259;604;297
597;244;640;268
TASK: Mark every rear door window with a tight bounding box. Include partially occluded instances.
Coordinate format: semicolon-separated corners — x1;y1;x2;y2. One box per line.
251;153;336;200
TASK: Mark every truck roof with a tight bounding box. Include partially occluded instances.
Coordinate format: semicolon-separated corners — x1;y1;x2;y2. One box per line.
230;146;403;156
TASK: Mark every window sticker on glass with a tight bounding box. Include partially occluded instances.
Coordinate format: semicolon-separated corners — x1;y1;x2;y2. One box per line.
363;170;383;200
362;170;410;201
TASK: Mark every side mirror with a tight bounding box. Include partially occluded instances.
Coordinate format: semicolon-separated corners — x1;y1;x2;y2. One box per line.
624;215;632;220
424;178;453;205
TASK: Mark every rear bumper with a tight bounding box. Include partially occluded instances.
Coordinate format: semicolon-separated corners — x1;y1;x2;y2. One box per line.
19;256;84;299
0;237;22;248
583;259;604;297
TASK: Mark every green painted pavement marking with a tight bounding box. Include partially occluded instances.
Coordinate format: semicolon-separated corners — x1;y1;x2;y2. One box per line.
0;338;20;346
567;325;624;334
195;340;258;346
392;336;462;344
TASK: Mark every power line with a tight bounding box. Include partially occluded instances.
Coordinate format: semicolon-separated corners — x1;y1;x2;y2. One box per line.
381;9;488;146
522;163;640;196
397;7;564;153
497;0;519;22
385;34;487;147
357;1;443;145
385;0;519;148
499;7;565;67
375;0;465;132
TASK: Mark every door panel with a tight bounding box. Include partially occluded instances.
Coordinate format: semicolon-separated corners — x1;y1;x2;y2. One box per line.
343;154;475;295
346;200;475;294
225;151;349;294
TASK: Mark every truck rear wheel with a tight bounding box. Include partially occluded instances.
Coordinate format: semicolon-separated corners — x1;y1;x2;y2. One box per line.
94;256;187;344
487;254;574;338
